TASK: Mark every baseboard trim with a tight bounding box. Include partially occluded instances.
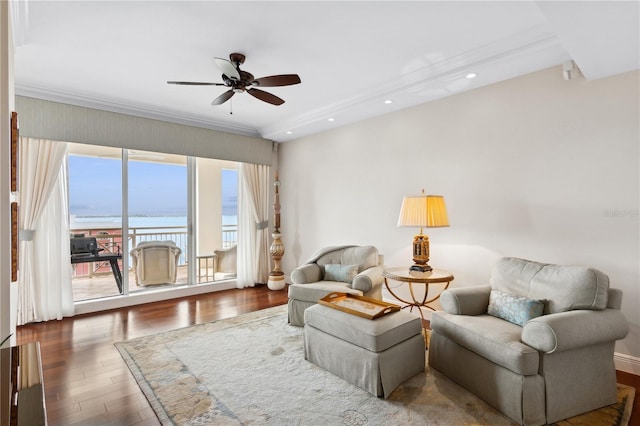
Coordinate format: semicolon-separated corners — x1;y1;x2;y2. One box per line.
615;352;640;375
74;280;238;316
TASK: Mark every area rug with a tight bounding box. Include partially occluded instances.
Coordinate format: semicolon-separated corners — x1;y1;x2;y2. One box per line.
115;305;635;425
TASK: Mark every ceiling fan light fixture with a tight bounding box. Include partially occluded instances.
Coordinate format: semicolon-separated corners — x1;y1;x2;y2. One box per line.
214;57;241;81
169;53;300;107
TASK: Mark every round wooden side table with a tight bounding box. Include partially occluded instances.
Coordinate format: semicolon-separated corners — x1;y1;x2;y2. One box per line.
382;267;454;323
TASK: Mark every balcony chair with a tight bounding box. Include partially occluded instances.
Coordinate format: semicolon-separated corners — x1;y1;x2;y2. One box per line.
287;245;384;326
131;241;182;286
428;257;629;425
213;244;237;280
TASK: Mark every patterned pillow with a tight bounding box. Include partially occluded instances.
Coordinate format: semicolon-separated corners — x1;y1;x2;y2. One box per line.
487;290;545;326
324;264;359;283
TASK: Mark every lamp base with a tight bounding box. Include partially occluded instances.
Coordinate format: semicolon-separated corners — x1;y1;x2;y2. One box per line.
411;232;431;273
410;263;433;273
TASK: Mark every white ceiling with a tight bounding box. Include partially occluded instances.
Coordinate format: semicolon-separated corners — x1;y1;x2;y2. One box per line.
11;1;640;143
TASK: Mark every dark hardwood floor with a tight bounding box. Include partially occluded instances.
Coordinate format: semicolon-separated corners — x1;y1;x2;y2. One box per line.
16;285;289;425
15;285;639;425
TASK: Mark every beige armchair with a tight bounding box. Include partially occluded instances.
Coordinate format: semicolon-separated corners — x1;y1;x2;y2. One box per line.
429;257;629;425
130;241;182;285
287;245;384;326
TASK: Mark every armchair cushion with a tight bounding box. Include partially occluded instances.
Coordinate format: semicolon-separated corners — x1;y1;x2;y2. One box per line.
490;257;609;314
487;290;545;326
324;264;358;283
431;311;540;375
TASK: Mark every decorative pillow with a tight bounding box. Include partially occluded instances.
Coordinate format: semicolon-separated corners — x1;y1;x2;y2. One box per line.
324;264;359;283
487;290;545;326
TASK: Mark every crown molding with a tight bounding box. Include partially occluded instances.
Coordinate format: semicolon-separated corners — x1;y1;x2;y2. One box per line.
261;25;565;142
14;83;262;138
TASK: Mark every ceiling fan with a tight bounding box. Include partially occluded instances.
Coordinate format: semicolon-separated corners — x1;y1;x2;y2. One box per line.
167;53;301;106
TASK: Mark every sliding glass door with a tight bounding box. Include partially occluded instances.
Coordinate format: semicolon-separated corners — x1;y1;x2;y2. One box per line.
68;143;239;302
68;144;123;301
127;150;189;289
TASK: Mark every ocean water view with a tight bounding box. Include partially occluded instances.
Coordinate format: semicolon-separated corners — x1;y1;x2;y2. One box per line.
71;215;237;230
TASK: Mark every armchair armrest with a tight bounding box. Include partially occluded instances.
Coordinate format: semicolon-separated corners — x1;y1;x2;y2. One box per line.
440;285;491;315
291;263;321;284
522;309;629;353
351;265;383;293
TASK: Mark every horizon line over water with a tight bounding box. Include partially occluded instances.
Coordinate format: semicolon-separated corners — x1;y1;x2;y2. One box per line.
71;215;237;229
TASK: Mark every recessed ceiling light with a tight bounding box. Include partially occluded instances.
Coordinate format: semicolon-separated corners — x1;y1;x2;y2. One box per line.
384;99;393;104
328;118;335;122
286;131;292;135
466;73;477;79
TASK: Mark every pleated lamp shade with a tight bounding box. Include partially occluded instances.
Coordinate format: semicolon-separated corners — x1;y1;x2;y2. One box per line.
397;195;449;229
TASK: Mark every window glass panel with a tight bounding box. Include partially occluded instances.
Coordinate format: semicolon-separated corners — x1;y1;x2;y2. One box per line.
68;143;123;301
128;151;188;288
222;168;238;249
195;159;238;283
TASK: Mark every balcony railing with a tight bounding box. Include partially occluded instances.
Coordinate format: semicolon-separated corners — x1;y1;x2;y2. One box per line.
70;224;238;278
222;224;237;249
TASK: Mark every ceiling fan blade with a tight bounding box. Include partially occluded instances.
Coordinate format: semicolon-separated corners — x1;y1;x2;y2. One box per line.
212;90;235;106
253;74;301;87
214;57;241;81
167;81;225;86
247;88;285;106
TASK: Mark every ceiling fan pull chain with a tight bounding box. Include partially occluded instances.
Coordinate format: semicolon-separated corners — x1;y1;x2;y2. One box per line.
229;98;233;115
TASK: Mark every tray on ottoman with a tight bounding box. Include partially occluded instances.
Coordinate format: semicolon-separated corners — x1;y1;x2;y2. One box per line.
319;292;400;320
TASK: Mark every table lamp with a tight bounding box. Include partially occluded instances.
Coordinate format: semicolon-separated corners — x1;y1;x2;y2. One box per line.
397;190;449;272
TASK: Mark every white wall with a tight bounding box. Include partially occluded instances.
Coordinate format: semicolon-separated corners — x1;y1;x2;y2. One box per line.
278;66;639;366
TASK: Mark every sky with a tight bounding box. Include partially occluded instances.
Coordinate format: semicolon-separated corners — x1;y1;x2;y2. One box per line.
69;156;237;217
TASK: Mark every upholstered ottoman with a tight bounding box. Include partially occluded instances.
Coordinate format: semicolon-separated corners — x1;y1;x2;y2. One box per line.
303;303;425;398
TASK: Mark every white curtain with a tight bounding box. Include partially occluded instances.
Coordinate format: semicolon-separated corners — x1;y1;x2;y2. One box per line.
17;138;74;325
237;163;271;288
